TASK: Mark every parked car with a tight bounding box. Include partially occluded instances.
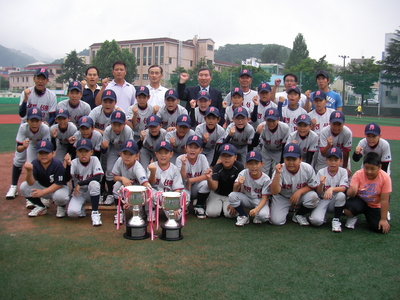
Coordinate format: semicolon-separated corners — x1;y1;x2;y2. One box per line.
365;99;379;106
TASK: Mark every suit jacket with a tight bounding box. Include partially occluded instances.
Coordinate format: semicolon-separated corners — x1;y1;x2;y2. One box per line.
177;83;223;111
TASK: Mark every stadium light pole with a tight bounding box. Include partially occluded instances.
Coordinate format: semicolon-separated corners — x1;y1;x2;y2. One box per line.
338;55;349;104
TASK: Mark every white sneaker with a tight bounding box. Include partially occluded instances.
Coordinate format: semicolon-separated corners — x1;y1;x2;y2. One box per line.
253;216;263;224
332;218;342;232
345;216;357;229
56;206;66;218
6;185;18;199
194;207;206;219
91;211;102;226
104;195;114;206
387;211;391;221
292;214;309;226
28;206;47;217
26;199;35;209
41;198;50;208
235;215;249;227
78;205;86;218
114;210;124;225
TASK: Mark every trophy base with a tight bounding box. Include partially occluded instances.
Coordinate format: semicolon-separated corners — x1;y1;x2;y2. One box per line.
159;223;183;241
123;222;150;240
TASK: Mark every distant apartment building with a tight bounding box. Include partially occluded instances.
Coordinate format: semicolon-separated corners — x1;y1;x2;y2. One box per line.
90;36;234;86
0;66;20;81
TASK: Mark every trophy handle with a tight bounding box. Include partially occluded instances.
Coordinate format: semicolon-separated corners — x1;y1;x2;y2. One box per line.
180;191;186;226
145;187;155;241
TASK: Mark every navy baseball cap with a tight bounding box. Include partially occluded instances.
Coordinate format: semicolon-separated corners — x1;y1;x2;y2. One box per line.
330;111;345;124
68;81;82;92
165;89;179;100
258;82;271;93
120;140;139;154
233;106;248;118
205;106;220;118
111;110;126;124
147;114;162;127
78;116;94;128
231;87;244;97
287;86;301;95
313;90;327;100
136;85;150;96
365;123;381;136
35;67;49;78
316;70;330;79
27;107;43;120
197;90;211;101
220;143;237;156
102;89;117;101
246;150;262;162
36;140;53;153
283;143;301;158
55;108;70;118
186;135;203;147
76;138;93;151
176;114;191;127
326;147;342;159
264;107;279;120
239;69;252;78
155;141;172;152
296;114;312;125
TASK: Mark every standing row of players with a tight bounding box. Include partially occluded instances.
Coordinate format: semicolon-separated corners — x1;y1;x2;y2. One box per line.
6;67;392;234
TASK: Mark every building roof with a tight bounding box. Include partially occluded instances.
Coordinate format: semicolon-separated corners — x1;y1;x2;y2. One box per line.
214;60;239;67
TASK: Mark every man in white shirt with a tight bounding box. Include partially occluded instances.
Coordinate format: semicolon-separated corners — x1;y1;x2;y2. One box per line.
146;64;168;107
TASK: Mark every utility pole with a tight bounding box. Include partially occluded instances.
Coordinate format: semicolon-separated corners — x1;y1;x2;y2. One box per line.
338;55;349;104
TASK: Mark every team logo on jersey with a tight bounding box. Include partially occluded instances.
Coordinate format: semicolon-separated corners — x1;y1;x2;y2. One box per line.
106;91;111;96
288;145;294;152
40;141;46;147
249;151;255;157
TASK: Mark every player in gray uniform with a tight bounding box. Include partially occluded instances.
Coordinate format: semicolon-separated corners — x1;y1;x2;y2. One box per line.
307;90;335;137
6;107;51;202
195;107;225;165
250;82;277;129
138;114;167;168
126;86;155;142
71;116;103;157
165;114;195;164
252;107;289;176
65;138;104;226
224;87;251;126
315;111;352;173
309;147;349;232
221;107;255;163
278;86;308;134
157;89;188;129
19;68;57;125
269;143;319;226
57;81;91;125
188;90;221;128
224;69;256;113
287;114;319;165
50;108;77;162
101;110;134;205
89;89;121;133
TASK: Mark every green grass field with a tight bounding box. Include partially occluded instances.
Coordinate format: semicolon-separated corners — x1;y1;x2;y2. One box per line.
0;106;399;299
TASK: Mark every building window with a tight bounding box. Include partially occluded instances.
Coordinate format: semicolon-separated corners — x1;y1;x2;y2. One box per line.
148;46;152;66
143;74;148;80
143;47;147;66
160;46;164;65
92;50;96;58
56;69;62;74
22;77;24;82
131;47;135;56
207;44;213;51
137;48;140;65
134;74;140;80
190;61;193;67
155;46;159;65
17;77;19;82
207;59;212;65
26;77;28;82
169;57;172;64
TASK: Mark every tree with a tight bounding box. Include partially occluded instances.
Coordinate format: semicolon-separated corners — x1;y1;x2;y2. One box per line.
214;44;265;63
380;29;400;88
92;40;138;84
0;76;9;89
260;44;291;64
229;66;271;89
286;55;334;92
168;66;187;88
341;57;381;104
284;33;309;70
56;50;86;84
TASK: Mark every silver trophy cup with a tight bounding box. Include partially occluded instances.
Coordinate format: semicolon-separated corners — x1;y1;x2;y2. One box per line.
161;192;182;228
124;186;148;226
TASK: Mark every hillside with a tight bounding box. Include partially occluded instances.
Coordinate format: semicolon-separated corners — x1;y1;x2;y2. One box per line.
0;45;37;68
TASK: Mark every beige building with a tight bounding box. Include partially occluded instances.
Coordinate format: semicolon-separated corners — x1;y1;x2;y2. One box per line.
89;37;217;86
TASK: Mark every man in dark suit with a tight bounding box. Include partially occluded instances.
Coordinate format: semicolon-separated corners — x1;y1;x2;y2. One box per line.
177;67;223;111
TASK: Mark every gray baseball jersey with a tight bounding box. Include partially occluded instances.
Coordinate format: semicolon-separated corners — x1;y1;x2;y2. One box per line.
103;125;134;152
175;153;210;179
71;156;104;191
252;100;277;128
51;122;78;146
316;167;349;194
224;90;256;112
165;129;195;156
308;108;335;137
193;107;206;127
281;106;308;133
142;128;167;152
269;162;319;198
111;157;149;185
275;91;307;108
156;105;188;129
225;105;250;126
147;162;184;192
235;169;271;199
287;130;319;160
57;100;91;125
357;138;392;162
19;87;57;123
259;121;289;151
89;106;123;131
126;103;154;139
194;123;225;162
73;130;103;151
222;123;255;162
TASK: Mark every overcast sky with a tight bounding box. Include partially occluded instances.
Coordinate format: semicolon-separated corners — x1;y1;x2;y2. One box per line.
1;0;399;66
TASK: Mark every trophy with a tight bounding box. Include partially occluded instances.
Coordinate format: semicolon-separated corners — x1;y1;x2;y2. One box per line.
121;185;150;240
159;191;184;241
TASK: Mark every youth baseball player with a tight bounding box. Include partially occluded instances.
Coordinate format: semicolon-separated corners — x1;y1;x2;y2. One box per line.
50;108;77;162
157;89;188;129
